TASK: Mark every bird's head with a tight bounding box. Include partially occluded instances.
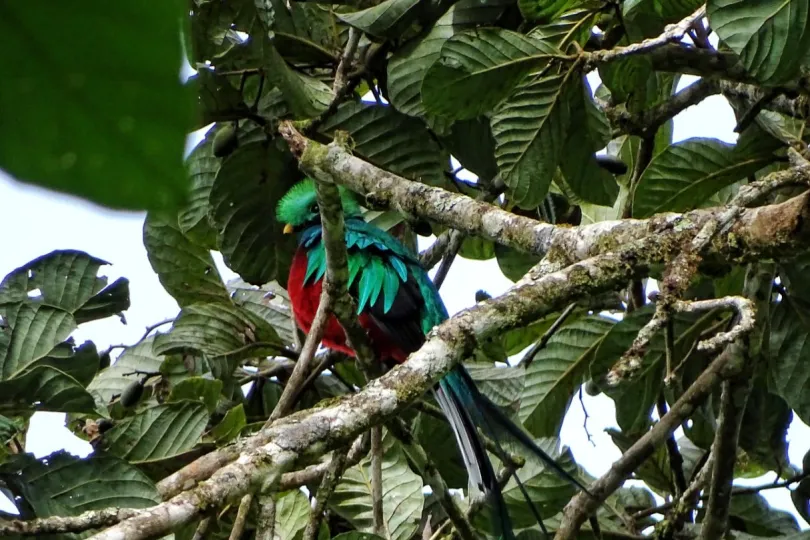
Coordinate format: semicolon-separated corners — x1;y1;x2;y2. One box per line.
276;179;362;234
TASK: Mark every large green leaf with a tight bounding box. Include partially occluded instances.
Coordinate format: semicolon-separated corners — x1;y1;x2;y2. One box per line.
271;489;311;540
495;242;541;282
726;493;800;536
558;79;618;207
413;408;467;488
210;140;299;285
0;451;160;520
422;28;557;120
526;3;602;48
519;317;614;437
440;117;500;181
154;302;284;358
143;212;230;308
500;439;579;528
228;278;298;346
87;338;165;405
168;377;223;413
467;364;525;411
768;301;810;425
632;137;774;218
319;102;447;186
0;304;76;381
0;365;96;414
0;2;193;211
331;432;424;540
263;39;332;119
0;250;129;323
518;0;584;22
708;0;810;85
608;428;676;495
386;0;513;117
338;0;421;38
738;371;792;475
492;70;578;209
179;133;221;248
99;401;209;463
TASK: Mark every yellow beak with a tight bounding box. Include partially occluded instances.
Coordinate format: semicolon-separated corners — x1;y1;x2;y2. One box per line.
283;223;294;235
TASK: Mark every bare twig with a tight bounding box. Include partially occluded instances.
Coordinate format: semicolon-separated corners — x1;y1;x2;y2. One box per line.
191;516;211;540
255;495;276;540
584;6;706;67
267;289;330;423
656;394;687;496
303;449;348;540
519;302;577;368
228;494;253;540
432;231;463;289
0;509;140;536
419;230;456;269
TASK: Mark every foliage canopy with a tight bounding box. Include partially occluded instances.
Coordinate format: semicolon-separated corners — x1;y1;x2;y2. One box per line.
3;0;810;539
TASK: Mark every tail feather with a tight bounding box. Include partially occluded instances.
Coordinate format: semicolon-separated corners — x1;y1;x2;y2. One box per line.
437;366;592;539
452;366;592;495
435;382;515;540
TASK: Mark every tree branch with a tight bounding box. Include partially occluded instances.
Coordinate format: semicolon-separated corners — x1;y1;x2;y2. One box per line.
280;122;810;272
303;449;348;540
554;345;744;540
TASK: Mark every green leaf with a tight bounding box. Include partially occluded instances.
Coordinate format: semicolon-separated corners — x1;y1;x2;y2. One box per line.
338;0;421;38
168;377;223;413
331;432;424;540
413;408;467;488
263;40;331;119
526;3;602;48
768;301;810;425
1;2;193;211
518;0;583;22
495;243;541;282
632;137;774;218
210;140;299;286
608;428;675;495
0;451;160;519
154;302;283;359
0;250;127;321
459;237;496;260
319;102;446;186
99;401;209;463
501;313;562;356
273;489;311;540
333;534;386;539
179;134;221;248
738;374;792;474
467;364;525;411
144;212;230;308
440;117;500;181
228;278;298;346
792;477;810;526
422;29;557;120
0;304;76;380
492;71;578;208
37;339;101;388
211;403;247;443
386;0;513;117
519;317;614;437
88;338;165;405
0;365;96;414
558;79;618;207
708;0;810;84
726;493;800;536
500;439;579;528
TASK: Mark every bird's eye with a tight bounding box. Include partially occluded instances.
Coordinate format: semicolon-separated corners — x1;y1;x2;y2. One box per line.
310;204;319;214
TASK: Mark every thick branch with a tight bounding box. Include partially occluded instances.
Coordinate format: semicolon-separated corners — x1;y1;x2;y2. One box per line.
0;509;140;536
280;123;810;271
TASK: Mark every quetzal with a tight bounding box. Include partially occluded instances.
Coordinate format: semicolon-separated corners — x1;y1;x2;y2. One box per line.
277;179;589;538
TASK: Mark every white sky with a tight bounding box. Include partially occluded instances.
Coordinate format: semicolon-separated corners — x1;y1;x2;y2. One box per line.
1;73;808;529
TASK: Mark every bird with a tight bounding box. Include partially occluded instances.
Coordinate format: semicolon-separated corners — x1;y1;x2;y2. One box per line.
277;179;590;539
